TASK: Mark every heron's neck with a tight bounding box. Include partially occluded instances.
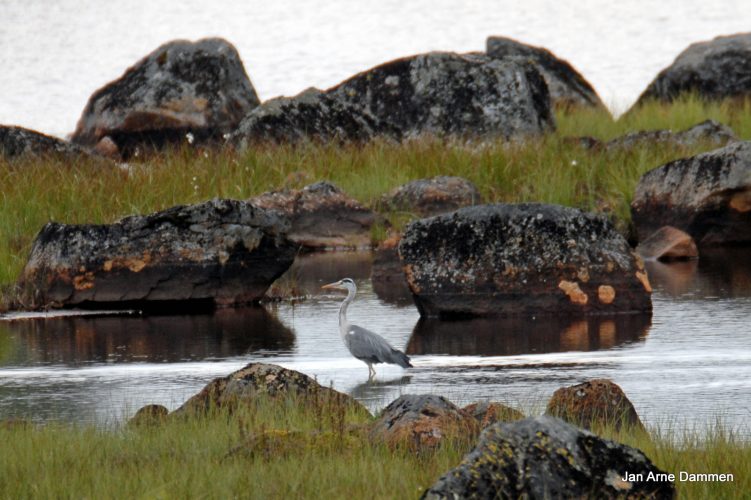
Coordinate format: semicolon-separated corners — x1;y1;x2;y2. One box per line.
338;288;355;335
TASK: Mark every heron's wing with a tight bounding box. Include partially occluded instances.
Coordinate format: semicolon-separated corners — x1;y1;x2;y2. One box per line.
345;325;412;368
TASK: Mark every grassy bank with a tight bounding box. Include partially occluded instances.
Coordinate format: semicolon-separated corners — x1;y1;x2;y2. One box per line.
0;398;748;498
1;96;750;293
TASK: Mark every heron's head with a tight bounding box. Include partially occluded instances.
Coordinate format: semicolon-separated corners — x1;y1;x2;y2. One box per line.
321;278;356;293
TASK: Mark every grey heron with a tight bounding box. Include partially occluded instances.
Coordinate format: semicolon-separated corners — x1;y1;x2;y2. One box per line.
322;278;412;378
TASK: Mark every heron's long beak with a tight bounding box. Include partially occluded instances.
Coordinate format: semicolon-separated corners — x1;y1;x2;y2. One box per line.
321;281;341;290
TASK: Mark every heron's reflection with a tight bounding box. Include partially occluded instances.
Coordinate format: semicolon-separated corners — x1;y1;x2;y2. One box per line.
349;374;412;401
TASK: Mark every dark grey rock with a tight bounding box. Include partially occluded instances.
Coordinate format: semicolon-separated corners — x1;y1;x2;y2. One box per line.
1;125;94;160
71;38;259;157
631;141;751;246
328;52;554;139
379;176;482;217
636;32;751;104
607;119;737;149
421;416;675;499
18;199;296;309
399;203;652;318
486;36;605;109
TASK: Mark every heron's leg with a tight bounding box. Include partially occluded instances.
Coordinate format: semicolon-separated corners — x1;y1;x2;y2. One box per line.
367;363;375;379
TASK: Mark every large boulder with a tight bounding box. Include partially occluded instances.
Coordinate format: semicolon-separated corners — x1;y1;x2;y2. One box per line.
18;199;296;309
379;176;482;217
636;32;751;104
399;203;653;318
249;181;378;250
232;88;400;147
1;125;94;161
486;36;605;109
71;38;259;157
421;416;675;499
631;141;751;246
328;52;554;139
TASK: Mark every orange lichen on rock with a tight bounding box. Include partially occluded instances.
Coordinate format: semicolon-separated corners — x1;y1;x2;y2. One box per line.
558;280;588;305
729;190;751;212
597;285;616;304
73;273;95;290
635;271;652;293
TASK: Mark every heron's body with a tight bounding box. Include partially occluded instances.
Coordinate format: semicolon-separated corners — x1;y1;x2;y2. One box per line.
323;278;412;378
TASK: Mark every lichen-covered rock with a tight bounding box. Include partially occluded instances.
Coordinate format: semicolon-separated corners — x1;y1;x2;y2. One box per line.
379;176;482;217
1;125;94;160
249;181;378;250
636;226;698;261
421;416;674;499
606;119;737;149
18;199;296;309
462;401;525;428
232;88;400;147
369;394;479;451
486;36;605;109
328;52;554;139
399;203;652;318
631;141;751;246
128;404;169;427
174;362;368;416
71;38;259;157
546;379;646;432
636;32;751;104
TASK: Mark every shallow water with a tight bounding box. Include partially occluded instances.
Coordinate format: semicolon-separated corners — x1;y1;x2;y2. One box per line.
1;249;749;432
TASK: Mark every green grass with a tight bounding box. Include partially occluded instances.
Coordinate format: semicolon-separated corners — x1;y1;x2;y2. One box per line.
2;96;750;297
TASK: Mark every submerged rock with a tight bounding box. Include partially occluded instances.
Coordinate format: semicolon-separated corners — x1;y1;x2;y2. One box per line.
399;203;652;318
486;36;605;109
636;226;698;261
71;38;259;157
379;176;482;217
18;199;296;309
0;125;94;161
636;32;751;104
421;416;674;499
249;181;378;250
631;141;751;246
328;52;554;139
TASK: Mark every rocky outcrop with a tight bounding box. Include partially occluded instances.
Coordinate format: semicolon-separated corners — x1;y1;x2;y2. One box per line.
18;199;296;309
232;88;400;147
636;226;698;261
379;176;482;217
462;401;524;428
399;203;652;318
486;36;605;109
369;394;479;451
249;181;378;250
631;141;751;246
328;52;554;139
71;38;259;157
1;125;94;161
546;379;646;432
174;362;367;416
421;416;674;499
636;32;751;104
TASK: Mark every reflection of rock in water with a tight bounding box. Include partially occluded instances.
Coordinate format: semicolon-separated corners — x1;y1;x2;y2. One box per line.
0;308;295;365
406;315;651;356
371;243;413;306
645;260;698;297
271;251;373;297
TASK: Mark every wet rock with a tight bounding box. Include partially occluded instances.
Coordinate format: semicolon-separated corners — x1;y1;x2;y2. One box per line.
399;203;652;318
249;181;378;250
1;125;94;161
18;199;296;309
607;120;737;149
421;416;674;499
71;38;259;157
174;362;368;416
371;235;412;304
631;141;751;246
328;52;554;139
636;32;751;104
486;36;605;109
232;88;400;147
636;226;698;261
379;176;482;217
546;379;646;432
128;404;169;427
369;394;479;451
462;401;525;428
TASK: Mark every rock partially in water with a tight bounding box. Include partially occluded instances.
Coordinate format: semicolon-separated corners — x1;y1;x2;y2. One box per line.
631;141;751;246
371;235;412;304
1;125;95;161
546;379;646;432
128;404;169;427
636;226;698;261
18;199;296;309
369;394;479;451
328;52;554;139
379;176;482;217
174;362;368;416
421;416;674;499
635;32;751;105
71;38;259;157
249;181;378;250
232;88;400;147
399;203;652;318
486;36;605;110
462;401;525;429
